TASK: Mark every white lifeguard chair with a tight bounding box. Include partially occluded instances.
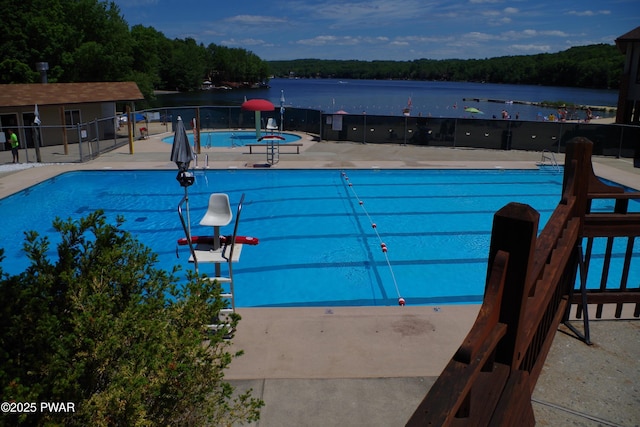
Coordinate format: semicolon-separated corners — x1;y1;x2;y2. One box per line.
199;193;233;248
266;117;278;133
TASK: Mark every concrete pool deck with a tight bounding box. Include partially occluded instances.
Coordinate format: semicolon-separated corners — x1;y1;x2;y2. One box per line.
1;131;639;426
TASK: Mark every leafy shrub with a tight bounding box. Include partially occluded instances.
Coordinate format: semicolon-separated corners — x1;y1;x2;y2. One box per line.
0;211;263;426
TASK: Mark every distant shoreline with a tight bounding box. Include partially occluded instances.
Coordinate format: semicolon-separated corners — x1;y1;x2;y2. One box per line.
461;97;616;113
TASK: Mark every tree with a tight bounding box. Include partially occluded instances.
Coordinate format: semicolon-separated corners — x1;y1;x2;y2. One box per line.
267;44;623;89
0;211;263;426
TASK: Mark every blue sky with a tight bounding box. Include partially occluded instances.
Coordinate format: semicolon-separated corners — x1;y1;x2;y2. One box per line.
112;0;639;61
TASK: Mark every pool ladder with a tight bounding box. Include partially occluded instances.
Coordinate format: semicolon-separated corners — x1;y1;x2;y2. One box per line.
194;153;209;168
539;149;560;172
266;139;280;165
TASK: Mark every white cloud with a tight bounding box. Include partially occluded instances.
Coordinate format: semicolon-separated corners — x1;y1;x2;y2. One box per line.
510;44;552;53
296;35;393;47
225;15;288;25
502;29;569;40
567;10;611;17
221;38;267;47
288;0;429;28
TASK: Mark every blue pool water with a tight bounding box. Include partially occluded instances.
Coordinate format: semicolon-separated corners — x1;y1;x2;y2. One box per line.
161;131;302;147
0;169;637;307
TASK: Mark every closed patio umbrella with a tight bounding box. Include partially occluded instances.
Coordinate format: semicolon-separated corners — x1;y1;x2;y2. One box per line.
171;116;194;172
33;104;42;162
171;116;195;237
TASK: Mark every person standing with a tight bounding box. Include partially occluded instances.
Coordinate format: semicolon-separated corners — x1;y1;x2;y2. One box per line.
9;129;19;163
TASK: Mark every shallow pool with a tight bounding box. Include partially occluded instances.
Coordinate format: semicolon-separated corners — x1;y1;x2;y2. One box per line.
162;130;302;147
0;169;637;307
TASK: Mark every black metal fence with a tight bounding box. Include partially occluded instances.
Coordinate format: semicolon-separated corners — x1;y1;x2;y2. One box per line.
2;106;639;164
320;113;640;159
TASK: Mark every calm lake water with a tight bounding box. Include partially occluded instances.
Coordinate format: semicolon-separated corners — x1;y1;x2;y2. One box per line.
154;78;618;122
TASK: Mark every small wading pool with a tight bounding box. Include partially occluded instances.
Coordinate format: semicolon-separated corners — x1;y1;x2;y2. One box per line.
162;130;302;147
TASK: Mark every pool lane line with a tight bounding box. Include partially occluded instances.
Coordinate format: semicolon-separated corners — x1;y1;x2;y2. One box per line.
341;171;405;306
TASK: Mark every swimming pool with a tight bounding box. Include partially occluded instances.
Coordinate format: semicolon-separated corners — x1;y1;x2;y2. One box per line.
0;169;637;307
161;131;302;147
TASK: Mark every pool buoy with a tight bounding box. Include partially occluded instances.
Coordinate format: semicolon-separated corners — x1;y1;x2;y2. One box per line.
359;200;363;205
398;297;406;306
381;243;387;253
371;223;377;229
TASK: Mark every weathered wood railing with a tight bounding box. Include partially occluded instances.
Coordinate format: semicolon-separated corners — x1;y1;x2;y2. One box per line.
569;146;640;321
407;137;640;426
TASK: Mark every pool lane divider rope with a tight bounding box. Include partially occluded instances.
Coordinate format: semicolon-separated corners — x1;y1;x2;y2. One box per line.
341;171;405;306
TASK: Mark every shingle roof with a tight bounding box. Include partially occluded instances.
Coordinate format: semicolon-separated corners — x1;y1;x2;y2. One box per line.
615;26;640;53
0;82;144;108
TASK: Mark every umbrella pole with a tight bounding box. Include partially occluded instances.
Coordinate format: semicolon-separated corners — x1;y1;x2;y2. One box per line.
255;111;261;139
184;187;192;239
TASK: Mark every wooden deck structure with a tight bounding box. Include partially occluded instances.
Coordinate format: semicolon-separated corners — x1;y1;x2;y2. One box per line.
406;137;640;426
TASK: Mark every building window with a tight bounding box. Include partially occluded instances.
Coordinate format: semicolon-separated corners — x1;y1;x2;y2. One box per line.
64;109;81;126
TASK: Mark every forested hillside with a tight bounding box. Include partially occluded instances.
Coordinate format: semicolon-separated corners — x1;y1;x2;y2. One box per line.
0;0;270;97
268;44;623;90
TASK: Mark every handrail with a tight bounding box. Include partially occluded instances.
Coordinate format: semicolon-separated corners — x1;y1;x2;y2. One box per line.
178;195;198;273
222;193;245;312
406;137;640;426
540;149;560;172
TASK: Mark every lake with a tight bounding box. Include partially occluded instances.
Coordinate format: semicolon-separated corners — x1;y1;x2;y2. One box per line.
154;78;618;122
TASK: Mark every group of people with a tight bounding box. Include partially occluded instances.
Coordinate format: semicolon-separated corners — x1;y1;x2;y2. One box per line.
4;129;19;163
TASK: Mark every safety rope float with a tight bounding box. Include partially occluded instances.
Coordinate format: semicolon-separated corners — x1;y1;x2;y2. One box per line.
341;171;405;306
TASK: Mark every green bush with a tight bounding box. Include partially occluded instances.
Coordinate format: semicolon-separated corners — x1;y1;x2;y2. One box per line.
0;211;263;426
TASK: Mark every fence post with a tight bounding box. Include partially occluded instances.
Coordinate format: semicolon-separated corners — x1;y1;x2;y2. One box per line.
126;105;134;155
94;118;100;156
363;114;367;144
77;123;84;161
487;202;539;368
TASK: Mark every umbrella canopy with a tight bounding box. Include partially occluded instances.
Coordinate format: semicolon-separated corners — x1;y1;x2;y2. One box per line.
242;99;275;111
170;116;194;172
242;99;275;139
464;107;484;114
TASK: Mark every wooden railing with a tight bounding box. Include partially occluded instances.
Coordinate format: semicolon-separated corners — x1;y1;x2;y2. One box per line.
406;137;640;426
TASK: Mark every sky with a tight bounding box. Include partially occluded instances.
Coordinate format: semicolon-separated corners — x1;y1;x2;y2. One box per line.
112;0;640;61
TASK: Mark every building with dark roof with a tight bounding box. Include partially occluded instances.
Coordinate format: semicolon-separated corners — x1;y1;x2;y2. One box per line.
0;81;143;149
615;26;640;125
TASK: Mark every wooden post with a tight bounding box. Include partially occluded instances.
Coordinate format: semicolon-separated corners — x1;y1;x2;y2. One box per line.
126;105;134;154
487;202;539;368
59;106;69;155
